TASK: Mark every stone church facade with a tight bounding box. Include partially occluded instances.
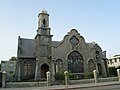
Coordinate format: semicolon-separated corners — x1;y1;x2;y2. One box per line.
15;10;108;81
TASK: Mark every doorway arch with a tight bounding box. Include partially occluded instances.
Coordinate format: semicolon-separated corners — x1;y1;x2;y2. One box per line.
41;63;49;79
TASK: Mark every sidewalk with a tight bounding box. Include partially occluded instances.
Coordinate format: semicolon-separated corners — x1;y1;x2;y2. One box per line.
47;81;120;90
1;81;120;90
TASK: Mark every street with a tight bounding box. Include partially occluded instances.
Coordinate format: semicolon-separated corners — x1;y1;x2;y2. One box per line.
0;85;120;90
75;85;120;90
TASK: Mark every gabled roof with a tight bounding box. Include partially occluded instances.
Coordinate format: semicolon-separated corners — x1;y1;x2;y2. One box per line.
18;38;35;58
18;38;60;58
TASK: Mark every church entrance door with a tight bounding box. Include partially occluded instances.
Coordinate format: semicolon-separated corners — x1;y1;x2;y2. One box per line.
41;64;49;79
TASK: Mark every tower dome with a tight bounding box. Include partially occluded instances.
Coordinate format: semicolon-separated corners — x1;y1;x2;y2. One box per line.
41;9;47;14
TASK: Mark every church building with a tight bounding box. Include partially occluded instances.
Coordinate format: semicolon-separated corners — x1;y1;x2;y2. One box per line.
15;10;108;81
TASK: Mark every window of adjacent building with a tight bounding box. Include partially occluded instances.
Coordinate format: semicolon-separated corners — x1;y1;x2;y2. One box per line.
2;63;5;67
10;62;13;67
110;59;113;65
114;59;117;62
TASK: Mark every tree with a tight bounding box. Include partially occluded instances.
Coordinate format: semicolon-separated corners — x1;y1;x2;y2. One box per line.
109;67;117;76
9;56;17;61
0;63;1;71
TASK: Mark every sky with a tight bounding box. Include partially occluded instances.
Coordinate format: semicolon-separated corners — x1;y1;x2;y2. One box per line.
0;0;120;62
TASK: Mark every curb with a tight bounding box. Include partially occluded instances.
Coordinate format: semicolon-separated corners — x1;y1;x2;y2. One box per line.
49;82;120;90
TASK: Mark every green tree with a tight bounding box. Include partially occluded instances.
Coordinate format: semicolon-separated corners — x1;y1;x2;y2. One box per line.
109;66;120;76
0;63;1;71
9;56;17;61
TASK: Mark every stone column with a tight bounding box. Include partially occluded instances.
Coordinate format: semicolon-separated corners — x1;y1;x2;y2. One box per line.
46;71;51;86
18;60;21;81
93;70;98;83
117;69;120;81
35;58;39;81
2;71;6;88
51;59;55;83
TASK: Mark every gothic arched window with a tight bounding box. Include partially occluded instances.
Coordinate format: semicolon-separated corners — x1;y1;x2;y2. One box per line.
67;51;84;73
97;63;102;76
24;61;32;77
55;59;63;73
88;59;96;72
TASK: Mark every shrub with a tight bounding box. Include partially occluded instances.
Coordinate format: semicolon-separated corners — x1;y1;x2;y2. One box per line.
109;67;117;76
54;73;65;80
83;73;94;79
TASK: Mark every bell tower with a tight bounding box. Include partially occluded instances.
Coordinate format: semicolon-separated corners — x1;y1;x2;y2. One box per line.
37;9;50;35
35;9;53;80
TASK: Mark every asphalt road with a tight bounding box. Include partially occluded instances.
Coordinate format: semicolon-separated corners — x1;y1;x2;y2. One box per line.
0;84;120;90
74;85;120;90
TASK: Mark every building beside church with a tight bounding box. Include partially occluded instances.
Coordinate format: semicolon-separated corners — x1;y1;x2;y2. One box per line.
108;55;120;68
15;10;108;81
1;61;16;81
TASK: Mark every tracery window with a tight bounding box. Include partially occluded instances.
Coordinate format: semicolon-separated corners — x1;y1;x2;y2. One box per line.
24;61;32;77
68;51;84;73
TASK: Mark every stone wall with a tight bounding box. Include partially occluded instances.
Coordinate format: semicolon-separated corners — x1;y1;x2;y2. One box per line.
69;77;118;85
5;77;119;88
6;81;47;88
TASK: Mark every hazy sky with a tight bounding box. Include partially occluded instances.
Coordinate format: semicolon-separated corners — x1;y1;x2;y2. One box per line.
0;0;120;61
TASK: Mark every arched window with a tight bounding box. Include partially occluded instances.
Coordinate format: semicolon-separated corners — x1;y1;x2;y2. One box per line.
55;59;63;73
88;59;96;72
24;61;32;78
67;51;84;73
97;63;102;76
42;19;46;27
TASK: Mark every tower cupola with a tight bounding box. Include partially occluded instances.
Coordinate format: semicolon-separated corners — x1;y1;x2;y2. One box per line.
37;9;51;36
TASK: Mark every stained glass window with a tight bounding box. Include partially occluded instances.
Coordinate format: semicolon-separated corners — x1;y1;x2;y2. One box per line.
68;51;84;73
